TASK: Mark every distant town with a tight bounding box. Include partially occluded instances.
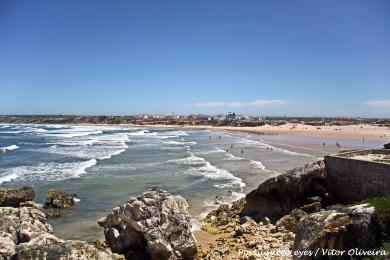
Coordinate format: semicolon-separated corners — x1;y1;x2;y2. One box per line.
0;114;389;127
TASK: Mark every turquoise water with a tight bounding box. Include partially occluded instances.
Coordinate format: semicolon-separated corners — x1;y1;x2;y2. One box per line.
1;124;378;241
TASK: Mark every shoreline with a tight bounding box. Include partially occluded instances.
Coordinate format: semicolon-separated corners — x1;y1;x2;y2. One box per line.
137;123;390;142
3;121;389;142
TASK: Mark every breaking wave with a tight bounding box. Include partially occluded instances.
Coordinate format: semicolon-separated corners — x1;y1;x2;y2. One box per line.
170;153;245;189
0;159;97;183
0;145;19;153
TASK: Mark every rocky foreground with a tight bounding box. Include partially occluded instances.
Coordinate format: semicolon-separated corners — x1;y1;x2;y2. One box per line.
1;160;389;259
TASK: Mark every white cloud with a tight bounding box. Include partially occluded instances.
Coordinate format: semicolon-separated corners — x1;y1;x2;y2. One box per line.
193;102;226;107
362;100;390;109
193;99;290;108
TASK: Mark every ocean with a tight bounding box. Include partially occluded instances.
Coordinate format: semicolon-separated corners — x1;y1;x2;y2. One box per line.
0;124;384;241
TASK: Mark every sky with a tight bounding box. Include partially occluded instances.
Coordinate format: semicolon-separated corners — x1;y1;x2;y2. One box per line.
0;0;389;117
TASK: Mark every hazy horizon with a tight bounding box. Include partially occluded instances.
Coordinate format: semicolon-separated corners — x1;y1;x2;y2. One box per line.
1;1;389;117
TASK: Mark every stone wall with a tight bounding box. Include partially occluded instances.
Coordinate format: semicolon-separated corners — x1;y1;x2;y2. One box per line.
324;150;390;203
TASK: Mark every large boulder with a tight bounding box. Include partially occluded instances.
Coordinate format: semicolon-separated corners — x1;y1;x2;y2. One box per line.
0;206;111;259
0;186;35;207
242;161;327;221
98;188;197;260
45;188;76;208
293;204;380;260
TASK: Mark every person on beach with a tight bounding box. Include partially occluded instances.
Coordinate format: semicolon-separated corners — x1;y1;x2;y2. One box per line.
322;142;326;148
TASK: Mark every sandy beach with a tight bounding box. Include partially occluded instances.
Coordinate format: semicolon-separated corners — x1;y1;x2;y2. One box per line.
142;123;390;141
136;123;390;153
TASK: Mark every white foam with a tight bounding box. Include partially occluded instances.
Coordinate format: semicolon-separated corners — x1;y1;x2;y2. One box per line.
210;148;269;171
249;160;266;170
0;145;20;153
47;130;103;138
99;148;126;160
164;140;197;146
45;132;129;161
3;159;97;182
127;130;150;136
1;126;48;134
0;172;19;184
174;153;246;189
239;137;313;158
73;198;81;202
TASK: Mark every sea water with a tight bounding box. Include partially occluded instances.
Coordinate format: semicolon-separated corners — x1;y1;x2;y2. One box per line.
0;124;384;241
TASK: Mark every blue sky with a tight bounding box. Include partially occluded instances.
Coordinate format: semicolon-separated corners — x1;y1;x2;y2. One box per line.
0;0;389;117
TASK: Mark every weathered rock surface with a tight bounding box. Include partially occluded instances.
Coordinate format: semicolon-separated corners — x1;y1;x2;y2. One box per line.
14;234;111;259
98;188;197;260
242;160;327;221
45;188;76;208
0;186;35;207
45;209;63;218
198;200;295;259
0;206;111;259
293;204;380;260
276;209;307;233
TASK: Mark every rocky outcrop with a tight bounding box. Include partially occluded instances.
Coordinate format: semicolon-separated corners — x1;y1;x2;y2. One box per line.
0;206;111;259
198;200;295;259
98;188;197;260
45;188;76;208
241;160;328;221
202;198;245;234
293;204;380;260
276;209;307;233
0;186;35;207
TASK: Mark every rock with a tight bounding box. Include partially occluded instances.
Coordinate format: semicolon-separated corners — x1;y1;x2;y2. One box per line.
276;209;307;233
14;234;112;259
45;209;63;218
299;202;322;214
261;216;271;225
0;232;15;258
19;201;41;209
307;196;322;203
242;160;327;221
234;219;258;237
292;204;380;260
0;206;111;259
239;216;251;224
45;188;76;208
0;206;53;245
0;186;35;207
203;198;246;231
384;143;390;149
99;188;197;260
